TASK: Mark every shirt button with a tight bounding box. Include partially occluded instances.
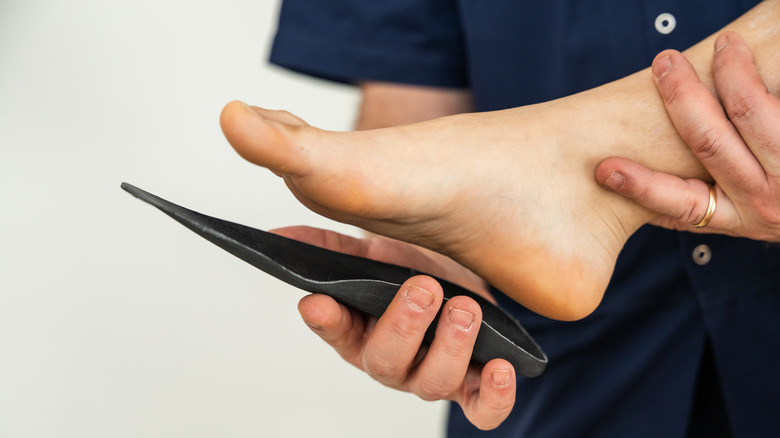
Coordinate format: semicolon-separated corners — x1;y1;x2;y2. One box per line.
655;12;676;35
692;244;712;266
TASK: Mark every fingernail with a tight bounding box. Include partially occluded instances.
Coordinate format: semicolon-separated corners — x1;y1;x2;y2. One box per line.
492;369;512;387
715;33;730;53
602;170;625;190
305;321;322;331
653;55;672;80
404;285;435;311
448;307;475;331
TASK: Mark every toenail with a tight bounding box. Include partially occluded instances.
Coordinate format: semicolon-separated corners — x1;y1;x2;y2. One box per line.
239;100;260;117
603;170;625;190
404;285;435;311
448;307;475;331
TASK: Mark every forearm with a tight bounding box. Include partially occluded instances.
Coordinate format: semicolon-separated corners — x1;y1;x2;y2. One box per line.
355;82;473;130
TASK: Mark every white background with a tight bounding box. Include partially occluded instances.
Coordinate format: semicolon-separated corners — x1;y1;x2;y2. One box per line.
0;0;447;436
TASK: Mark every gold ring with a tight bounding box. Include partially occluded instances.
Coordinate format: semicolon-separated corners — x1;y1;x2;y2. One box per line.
693;185;717;228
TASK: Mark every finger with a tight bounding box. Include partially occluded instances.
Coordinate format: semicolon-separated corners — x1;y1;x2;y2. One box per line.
652;50;764;190
408;295;481;401
273;226;490;296
596;157;738;230
298;294;368;368
272;225;432;268
458;359;516;431
712;31;780;172
361;276;444;388
272;226;374;257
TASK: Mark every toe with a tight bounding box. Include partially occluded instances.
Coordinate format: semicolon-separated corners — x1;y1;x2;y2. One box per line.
220;100;310;175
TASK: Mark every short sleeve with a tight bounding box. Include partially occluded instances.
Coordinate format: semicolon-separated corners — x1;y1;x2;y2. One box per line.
269;0;467;88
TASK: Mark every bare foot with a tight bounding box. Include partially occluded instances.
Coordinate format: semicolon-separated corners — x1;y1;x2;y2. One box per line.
220;101;653;320
220;3;780;320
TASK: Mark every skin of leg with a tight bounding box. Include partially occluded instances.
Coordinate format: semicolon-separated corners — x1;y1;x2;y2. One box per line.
597;32;780;242
221;1;780;321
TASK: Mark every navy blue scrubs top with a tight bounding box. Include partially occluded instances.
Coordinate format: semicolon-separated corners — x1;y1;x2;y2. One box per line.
270;1;780;436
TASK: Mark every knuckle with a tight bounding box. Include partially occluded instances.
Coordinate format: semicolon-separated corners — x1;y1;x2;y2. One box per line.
674;191;702;224
725;93;763;124
660;77;687;109
753;199;780;228
386;313;424;340
417;380;456;401
482;393;514;416
685;125;722;160
362;353;403;381
631;185;653;204
678;205;699;224
437;339;470;361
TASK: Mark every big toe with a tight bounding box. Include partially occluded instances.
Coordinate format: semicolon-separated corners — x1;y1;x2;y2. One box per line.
220;100;310;175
